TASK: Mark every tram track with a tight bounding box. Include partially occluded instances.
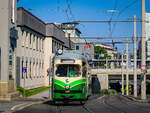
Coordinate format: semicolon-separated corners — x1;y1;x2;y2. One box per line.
103;95;127;113
56;105;63;113
55;103;94;113
82;105;94;113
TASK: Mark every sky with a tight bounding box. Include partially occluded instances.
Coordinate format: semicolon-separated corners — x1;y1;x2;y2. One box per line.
17;0;150;53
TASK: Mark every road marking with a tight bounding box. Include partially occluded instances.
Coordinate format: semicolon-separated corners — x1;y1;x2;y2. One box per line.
97;95;105;100
11;103;27;111
1;111;12;113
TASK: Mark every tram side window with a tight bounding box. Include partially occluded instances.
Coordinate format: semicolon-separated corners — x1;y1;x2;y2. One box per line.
82;62;87;77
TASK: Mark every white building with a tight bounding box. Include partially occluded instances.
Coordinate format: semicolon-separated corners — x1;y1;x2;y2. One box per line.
16;8;45;89
16;8;73;89
58;23;81;39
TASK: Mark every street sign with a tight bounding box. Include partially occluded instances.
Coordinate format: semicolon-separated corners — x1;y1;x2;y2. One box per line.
98;54;104;58
47;68;51;73
140;65;147;72
88;58;92;62
22;67;27;73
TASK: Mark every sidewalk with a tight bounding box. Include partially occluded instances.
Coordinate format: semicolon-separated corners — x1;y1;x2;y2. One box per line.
123;94;150;103
0;90;50;113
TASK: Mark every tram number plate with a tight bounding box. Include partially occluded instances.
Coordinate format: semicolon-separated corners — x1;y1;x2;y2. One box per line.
65;90;70;93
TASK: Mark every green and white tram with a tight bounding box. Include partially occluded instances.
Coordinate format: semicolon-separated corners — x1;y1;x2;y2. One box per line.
52;50;91;103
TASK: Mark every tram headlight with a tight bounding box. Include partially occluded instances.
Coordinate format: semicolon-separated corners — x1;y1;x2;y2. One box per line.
65;85;70;90
57;49;63;55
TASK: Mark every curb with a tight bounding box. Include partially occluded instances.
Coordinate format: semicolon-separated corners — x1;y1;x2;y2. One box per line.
122;95;150;103
10;99;50;112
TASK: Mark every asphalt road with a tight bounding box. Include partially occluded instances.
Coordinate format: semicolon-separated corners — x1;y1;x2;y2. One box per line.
13;95;150;113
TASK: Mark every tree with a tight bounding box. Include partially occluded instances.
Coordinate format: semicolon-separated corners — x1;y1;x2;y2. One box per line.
94;46;111;59
94;46;112;68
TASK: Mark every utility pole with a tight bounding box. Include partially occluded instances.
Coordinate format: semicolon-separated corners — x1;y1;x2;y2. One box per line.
141;0;147;100
121;52;124;95
126;38;129;96
134;15;137;97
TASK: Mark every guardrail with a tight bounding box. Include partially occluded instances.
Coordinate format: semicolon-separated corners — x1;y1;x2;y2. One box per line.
88;59;150;69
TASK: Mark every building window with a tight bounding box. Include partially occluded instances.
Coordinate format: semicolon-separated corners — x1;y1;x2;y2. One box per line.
76;45;79;50
33;35;35;50
42;39;44;50
29;33;32;45
30;62;32;78
39;38;41;51
21;60;24;79
26;61;28;79
22;31;25;47
33;62;35;78
0;48;1;80
36;37;38;51
36;63;38;78
42;63;44;77
26;32;28;48
52;40;54;53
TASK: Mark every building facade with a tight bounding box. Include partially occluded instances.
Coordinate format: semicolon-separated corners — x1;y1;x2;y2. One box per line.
72;39;95;59
44;23;69;86
145;13;150;60
16;7;45;89
0;0;18;100
16;8;73;88
59;23;81;39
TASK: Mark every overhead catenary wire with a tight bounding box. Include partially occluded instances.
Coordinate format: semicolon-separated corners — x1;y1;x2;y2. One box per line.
72;20;143;23
66;0;75;21
73;36;141;39
111;0;139;35
57;0;60;12
108;0;118;37
72;41;134;44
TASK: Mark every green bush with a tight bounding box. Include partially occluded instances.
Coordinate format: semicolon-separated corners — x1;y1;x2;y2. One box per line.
108;89;117;95
17;86;50;97
100;89;117;95
100;89;109;94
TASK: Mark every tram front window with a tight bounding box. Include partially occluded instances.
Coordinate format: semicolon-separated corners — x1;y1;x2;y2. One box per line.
56;64;81;77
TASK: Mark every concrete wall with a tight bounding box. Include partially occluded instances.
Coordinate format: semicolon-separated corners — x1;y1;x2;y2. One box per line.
0;0;17;96
0;0;9;83
97;74;108;90
43;37;53;86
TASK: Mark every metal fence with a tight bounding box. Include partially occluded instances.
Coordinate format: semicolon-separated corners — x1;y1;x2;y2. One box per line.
88;58;150;69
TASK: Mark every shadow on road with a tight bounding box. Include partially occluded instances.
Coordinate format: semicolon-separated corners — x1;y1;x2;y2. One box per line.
43;100;85;106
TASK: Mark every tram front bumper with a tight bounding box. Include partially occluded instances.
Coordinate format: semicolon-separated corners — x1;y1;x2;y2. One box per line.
53;90;85;100
62;95;74;99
